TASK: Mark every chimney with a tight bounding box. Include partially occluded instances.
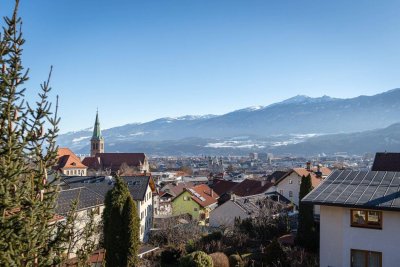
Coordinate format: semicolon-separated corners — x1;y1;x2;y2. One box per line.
210;188;213;198
306;161;311;171
261;180;266;187
231;193;236;202
316;164;323;178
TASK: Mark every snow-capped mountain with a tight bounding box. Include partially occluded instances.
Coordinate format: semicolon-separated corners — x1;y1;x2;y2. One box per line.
57;89;400;155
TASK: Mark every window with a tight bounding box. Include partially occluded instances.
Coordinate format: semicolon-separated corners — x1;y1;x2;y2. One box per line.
351;249;381;267
289;191;293;197
351;209;382;229
194;207;198;211
279;190;283;195
183;196;190;201
289;179;293;184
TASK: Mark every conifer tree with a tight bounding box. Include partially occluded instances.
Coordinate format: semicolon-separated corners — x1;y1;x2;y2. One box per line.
296;174;317;251
103;176;140;266
122;196;140;267
0;0;64;265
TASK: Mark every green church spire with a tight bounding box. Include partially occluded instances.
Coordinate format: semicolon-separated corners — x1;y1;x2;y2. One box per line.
92;110;103;140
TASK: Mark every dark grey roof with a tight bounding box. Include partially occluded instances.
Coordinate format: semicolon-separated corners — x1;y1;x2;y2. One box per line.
371;152;400;172
124;176;151;200
57;176;152;215
62;176;107;184
302;170;400;211
267;171;290;183
66;176;151;201
56;187;104;215
233;193;289;215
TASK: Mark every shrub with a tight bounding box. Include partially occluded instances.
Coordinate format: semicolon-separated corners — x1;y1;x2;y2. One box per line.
186;239;197;253
180;251;214;267
210;252;229;267
161;245;186;265
265;239;288;266
228;254;244;267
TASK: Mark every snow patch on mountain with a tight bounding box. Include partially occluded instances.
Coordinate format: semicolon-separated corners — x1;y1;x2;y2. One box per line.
72;136;91;143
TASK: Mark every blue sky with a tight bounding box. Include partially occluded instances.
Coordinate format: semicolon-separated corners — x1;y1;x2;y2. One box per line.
2;0;400;132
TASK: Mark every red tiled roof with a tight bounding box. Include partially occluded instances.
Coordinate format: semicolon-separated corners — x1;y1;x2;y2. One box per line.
292;167;332;188
56;148;87;170
231;179;274;197
82;156;101;169
211;179;238;196
100;153;145;172
187;184;219;208
162;182;194;198
82;153;147;172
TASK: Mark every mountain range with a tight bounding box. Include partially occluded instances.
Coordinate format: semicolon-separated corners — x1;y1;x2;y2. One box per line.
58;89;400;156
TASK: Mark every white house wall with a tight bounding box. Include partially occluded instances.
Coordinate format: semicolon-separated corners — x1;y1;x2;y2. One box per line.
138;185;153;242
209;201;248;228
276;172;301;206
320;205;400;267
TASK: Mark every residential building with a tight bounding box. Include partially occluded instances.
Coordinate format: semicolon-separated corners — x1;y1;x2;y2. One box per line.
209;192;290;228
56;147;88;176
56;187;104;258
303;170;400;267
62;175;155;242
172;184;219;225
154;182;194;216
274;163;331;207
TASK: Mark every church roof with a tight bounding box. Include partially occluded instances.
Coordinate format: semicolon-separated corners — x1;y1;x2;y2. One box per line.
82;153;147;173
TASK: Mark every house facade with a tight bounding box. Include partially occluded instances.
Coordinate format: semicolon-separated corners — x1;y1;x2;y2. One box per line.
56;187;104;258
62;175;155;242
172;184;218;225
319;206;398;267
56;148;88;176
275;164;331;207
209;199;248;227
209;192;290;228
303;169;400;267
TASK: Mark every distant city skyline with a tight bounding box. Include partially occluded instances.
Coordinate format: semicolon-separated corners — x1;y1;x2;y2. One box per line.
2;0;400;132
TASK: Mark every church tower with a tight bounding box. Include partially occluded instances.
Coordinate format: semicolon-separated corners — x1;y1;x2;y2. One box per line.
90;110;104;156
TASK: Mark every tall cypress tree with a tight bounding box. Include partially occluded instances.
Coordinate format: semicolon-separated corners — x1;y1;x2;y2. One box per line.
122;196;140;267
296;174;317;251
103;176;140;266
0;0;67;265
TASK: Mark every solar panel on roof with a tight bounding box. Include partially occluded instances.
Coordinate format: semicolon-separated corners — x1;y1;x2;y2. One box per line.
302;170;400;211
356;172;386;205
331;171;362;204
